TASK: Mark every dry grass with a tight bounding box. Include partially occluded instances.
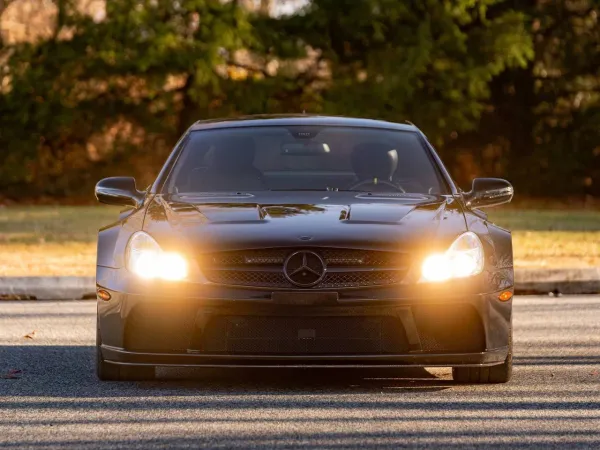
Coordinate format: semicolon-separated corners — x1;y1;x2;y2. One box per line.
511;231;600;268
0;205;598;276
487;208;600;268
0;206;117;276
0;242;97;276
0;206;119;244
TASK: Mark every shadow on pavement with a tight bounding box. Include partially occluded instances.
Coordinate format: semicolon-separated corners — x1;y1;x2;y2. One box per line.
3;345;600;396
2;345;600;448
0;345;457;398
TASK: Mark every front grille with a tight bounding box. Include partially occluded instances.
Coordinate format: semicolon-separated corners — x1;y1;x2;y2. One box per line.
322;271;405;288
202;270;405;289
202;248;408;289
203;270;288;288
210;250;288;267
199;315;410;354
209;248;401;267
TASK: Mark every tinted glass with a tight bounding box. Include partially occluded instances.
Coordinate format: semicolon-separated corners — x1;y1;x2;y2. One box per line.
166;126;446;194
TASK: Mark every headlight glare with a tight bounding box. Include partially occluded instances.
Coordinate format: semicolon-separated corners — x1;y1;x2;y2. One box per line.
160;252;189;281
421;254;452;282
126;232;188;281
420;232;484;283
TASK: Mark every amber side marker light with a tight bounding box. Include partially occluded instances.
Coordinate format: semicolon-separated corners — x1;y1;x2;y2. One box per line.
97;289;112;301
498;291;513;302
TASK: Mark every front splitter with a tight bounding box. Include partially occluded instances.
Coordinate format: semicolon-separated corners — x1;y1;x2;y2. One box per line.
101;345;508;368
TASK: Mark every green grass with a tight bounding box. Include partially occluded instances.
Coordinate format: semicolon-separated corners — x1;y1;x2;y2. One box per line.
0;206;121;276
487;209;600;232
0;206;598;275
0;206;120;244
488;209;600;269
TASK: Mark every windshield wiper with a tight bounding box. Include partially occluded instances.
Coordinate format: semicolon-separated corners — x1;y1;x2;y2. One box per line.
270;189;331;192
177;191;255;197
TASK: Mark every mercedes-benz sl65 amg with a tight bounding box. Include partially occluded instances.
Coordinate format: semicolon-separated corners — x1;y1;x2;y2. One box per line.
94;115;515;383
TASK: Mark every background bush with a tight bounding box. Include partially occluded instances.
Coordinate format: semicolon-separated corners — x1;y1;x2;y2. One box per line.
0;0;598;200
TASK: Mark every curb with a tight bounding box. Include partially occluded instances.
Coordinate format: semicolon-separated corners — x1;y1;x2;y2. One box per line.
0;269;599;300
0;277;96;300
514;268;600;295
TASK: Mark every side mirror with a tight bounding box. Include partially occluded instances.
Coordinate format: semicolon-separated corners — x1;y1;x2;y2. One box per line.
95;177;146;208
464;178;513;209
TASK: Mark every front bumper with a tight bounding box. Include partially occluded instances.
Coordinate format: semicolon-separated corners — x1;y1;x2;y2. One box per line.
101;346;509;369
97;267;512;369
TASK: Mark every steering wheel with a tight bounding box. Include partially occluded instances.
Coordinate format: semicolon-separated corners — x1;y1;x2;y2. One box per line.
349;179;406;193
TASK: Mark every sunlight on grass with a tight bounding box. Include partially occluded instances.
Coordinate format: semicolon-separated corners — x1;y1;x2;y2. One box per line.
0;206;598;275
487;209;600;232
0;206;120;244
512;231;600;268
0;206;118;276
0;243;97;276
488;209;600;268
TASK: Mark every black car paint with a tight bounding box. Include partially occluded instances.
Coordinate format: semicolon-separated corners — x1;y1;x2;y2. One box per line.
96;115;513;369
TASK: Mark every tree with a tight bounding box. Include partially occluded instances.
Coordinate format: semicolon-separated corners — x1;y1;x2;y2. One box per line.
2;0;599;200
252;0;533;144
447;0;600;196
0;0;253;197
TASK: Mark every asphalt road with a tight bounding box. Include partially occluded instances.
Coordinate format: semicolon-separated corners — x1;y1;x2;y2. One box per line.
1;296;599;449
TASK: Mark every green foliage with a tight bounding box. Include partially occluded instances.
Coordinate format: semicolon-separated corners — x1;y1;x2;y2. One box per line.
445;0;600;196
0;0;597;199
256;0;533;142
0;0;253;197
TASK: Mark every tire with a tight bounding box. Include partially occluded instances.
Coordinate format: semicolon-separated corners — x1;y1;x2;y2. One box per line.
96;318;156;381
452;328;513;384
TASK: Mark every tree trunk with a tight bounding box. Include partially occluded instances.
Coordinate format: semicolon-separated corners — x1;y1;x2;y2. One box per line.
177;74;196;138
259;0;271;15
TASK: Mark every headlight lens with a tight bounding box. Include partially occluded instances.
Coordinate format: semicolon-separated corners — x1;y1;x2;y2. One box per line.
125;232;188;281
420;232;484;282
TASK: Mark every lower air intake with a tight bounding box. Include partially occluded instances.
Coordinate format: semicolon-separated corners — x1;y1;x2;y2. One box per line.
412;304;485;353
200;316;410;355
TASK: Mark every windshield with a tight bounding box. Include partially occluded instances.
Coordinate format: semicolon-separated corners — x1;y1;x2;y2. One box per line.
166;126;447;194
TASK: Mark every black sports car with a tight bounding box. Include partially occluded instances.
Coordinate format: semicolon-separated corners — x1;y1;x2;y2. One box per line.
95;115;515;383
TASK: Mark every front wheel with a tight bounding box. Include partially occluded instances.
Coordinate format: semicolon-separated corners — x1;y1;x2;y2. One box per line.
452;329;513;384
96;318;156;381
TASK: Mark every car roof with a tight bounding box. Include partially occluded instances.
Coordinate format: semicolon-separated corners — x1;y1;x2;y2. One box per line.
189;115;419;132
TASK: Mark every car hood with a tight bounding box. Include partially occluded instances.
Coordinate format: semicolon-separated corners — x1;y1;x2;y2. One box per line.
143;192;468;254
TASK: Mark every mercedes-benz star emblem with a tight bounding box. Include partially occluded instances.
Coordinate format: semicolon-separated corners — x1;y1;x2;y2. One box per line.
283;250;326;288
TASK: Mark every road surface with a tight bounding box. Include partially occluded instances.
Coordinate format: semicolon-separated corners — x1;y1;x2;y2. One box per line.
1;296;599;449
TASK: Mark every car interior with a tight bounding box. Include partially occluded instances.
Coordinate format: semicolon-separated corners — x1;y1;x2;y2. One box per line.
169;128;444;194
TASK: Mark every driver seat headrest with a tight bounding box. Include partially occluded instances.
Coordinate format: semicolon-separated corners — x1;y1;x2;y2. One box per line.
212;136;257;171
351;142;398;181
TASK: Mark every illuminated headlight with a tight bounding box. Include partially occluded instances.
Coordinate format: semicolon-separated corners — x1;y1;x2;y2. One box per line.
420;232;484;282
125;232;188;281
